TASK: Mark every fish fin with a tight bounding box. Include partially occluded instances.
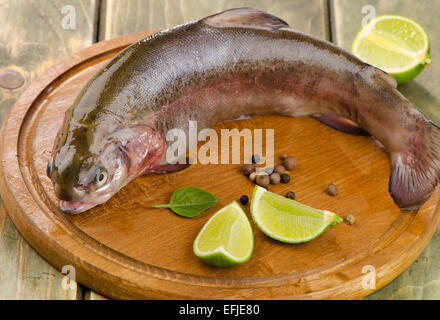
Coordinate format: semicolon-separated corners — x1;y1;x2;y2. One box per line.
389;121;440;210
200;7;289;31
147;162;190;174
224;113;255;122
313;114;368;136
371;136;386;151
375;68;398;88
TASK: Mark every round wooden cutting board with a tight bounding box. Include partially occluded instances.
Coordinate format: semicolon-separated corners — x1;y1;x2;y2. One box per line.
1;31;439;300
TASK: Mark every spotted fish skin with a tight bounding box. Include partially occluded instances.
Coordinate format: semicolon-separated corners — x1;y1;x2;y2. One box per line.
47;8;440;213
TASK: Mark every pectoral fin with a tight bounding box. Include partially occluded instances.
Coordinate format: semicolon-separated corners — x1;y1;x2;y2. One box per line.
314;114;368;136
148;162;191;174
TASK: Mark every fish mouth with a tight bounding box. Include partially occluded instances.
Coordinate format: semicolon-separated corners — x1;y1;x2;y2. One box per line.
59;200;97;214
56;160;129;214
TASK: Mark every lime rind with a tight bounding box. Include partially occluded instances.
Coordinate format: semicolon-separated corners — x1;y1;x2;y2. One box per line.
352;14;431;84
193;201;254;267
250;186;341;244
330;212;343;226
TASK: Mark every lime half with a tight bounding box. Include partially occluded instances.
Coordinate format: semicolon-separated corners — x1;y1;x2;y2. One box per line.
352;15;431;84
193;201;253;267
251;186;342;243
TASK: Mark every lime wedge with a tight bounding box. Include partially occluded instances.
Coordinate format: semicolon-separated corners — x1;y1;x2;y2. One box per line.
193;201;253;267
352;15;431;84
250;186;342;243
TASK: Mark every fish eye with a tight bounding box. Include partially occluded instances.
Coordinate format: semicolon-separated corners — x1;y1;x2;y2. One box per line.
95;168;108;187
47;158;53;177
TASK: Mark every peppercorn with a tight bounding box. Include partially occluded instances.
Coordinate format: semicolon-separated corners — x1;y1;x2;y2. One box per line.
273;165;286;175
240;195;249;205
281;173;290;183
326;184;338;196
283;156;297;170
249;172;257;182
252;154;261;164
270;173;280;185
265;167;274;175
242;163;256;176
256;174;270;188
344;214;355;225
286;191;295;200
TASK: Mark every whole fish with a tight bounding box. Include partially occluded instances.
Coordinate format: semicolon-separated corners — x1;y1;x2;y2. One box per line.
47;8;440;214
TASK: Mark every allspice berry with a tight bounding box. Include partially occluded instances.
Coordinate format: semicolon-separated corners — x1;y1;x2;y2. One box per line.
274;165;286;175
283;156;297;170
344;214;355;225
265;167;274;175
326;184;338;196
242;163;256;176
270;173;281;185
256;174;270;188
281;153;288;160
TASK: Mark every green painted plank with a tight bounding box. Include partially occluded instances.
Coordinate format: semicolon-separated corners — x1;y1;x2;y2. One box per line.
0;203;82;299
0;0;98;300
331;0;440;300
100;0;329;40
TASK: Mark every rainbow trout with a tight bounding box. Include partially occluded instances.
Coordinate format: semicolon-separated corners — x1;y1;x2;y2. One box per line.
47;8;440;213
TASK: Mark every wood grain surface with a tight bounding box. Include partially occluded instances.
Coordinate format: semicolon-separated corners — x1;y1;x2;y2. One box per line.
0;0;98;300
331;0;440;300
1;30;439;299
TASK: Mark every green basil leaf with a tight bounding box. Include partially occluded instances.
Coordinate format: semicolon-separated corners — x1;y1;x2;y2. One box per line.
153;186;220;217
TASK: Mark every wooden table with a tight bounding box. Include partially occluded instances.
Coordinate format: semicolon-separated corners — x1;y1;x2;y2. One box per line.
0;0;439;300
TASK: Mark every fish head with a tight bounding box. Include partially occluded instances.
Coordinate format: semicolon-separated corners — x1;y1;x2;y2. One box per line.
47;123;165;214
47;127;132;214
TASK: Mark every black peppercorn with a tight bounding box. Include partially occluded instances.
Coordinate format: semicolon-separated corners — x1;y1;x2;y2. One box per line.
240;195;249;205
252;154;261;164
281;173;290;183
286;191;295;200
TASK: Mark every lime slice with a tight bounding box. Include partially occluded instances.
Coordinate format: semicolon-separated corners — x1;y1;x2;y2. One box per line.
193;201;253;267
352;15;431;84
250;186;342;243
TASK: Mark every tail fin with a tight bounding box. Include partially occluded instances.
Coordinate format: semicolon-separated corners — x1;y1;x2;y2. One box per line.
389;121;440;210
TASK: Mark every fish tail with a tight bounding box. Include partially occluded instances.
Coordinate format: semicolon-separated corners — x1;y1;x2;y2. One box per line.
389;120;440;210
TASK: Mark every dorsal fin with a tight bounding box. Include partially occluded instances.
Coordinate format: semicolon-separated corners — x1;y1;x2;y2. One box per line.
375;68;398;88
200;8;289;31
